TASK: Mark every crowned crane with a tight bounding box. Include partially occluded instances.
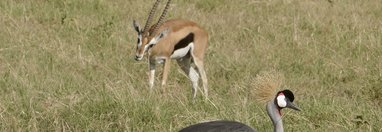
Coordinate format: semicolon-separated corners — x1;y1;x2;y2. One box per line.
179;72;301;132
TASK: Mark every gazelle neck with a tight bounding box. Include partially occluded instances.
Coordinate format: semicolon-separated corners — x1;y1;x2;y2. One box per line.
266;99;283;132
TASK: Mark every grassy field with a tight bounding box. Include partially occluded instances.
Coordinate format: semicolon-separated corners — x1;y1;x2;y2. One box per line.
1;0;381;131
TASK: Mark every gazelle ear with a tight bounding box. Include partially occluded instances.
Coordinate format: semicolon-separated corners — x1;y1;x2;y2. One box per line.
158;28;169;38
133;20;141;33
148;28;170;46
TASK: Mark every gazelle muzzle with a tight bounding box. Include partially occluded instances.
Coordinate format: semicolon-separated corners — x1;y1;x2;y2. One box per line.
135;54;143;61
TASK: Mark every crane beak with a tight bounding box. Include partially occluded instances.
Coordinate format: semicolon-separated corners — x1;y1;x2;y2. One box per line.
286;100;301;111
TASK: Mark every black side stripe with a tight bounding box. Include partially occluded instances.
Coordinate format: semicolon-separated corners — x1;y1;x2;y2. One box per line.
172;33;194;54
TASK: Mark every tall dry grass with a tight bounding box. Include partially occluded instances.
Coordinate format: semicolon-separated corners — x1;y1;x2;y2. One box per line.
0;0;381;131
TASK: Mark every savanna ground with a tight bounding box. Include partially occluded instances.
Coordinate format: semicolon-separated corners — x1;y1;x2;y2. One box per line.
0;0;381;131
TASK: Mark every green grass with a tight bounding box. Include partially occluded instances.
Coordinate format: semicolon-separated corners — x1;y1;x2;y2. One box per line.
1;0;381;131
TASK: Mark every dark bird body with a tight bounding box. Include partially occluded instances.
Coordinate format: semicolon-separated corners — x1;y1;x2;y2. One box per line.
179;120;255;132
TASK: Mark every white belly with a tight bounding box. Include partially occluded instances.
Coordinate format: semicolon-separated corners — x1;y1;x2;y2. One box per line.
170;42;193;59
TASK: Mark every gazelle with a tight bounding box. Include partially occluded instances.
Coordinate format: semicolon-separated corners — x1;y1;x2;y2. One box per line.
132;0;209;99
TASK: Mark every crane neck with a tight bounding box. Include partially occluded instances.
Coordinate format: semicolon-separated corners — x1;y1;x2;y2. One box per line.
266;99;283;132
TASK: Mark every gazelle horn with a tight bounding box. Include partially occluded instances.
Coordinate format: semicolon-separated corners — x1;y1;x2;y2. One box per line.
143;0;161;33
152;0;172;34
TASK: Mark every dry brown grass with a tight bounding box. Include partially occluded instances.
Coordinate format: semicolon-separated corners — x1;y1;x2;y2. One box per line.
0;0;381;131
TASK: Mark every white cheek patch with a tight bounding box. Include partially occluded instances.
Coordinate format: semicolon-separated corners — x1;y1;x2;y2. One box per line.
148;37;159;46
143;36;161;53
142;38;157;54
277;94;287;108
143;44;150;53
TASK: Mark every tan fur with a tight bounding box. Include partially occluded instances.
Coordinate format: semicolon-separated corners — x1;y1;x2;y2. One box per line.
252;71;284;103
145;19;208;58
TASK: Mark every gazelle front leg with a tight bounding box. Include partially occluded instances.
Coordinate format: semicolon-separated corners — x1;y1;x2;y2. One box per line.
148;60;156;89
161;57;171;88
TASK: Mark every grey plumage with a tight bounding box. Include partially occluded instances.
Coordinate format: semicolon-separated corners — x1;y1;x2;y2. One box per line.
178;90;301;132
179;120;256;132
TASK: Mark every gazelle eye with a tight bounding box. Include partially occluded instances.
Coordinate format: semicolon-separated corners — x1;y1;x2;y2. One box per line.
276;94;287;108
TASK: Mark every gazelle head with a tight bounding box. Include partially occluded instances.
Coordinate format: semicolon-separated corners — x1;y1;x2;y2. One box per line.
132;0;172;61
132;24;169;61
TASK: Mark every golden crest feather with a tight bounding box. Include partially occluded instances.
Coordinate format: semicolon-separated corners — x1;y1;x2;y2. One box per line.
252;70;284;103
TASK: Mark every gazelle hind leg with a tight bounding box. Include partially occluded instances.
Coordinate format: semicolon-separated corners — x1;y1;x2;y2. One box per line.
189;67;199;99
192;57;208;99
177;57;199;99
191;30;209;100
